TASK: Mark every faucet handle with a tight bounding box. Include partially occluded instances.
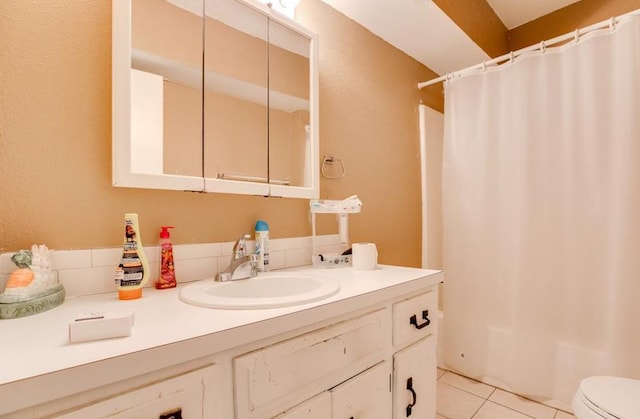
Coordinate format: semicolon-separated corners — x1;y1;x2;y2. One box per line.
233;234;251;259
249;254;259;277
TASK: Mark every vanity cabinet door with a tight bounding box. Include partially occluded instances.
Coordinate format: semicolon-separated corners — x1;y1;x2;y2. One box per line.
331;361;392;419
393;337;436;419
234;309;389;418
274;392;332;419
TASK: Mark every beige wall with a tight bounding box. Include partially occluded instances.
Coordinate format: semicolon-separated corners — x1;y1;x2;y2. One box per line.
133;0;202;70
509;0;640;51
3;0;636;265
296;0;440;266
164;81;202;177
0;0;440;267
203;90;268;179
433;0;509;57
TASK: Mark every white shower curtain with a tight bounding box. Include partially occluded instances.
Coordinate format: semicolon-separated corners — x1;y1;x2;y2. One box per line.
442;14;640;406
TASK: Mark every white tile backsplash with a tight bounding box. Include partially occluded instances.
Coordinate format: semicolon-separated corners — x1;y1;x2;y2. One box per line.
1;253;15;274
59;267;120;297
91;248;122;267
173;243;221;260
270;236;311;251
268;250;285;271
0;235;338;298
176;257;218;282
312;234;340;247
285;247;313;268
52;250;92;270
144;246;161;263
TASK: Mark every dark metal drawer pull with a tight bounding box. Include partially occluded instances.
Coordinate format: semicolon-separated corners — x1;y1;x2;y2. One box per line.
409;310;430;329
406;376;417;417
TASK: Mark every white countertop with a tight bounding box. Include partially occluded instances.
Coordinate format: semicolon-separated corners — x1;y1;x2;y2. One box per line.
0;265;442;415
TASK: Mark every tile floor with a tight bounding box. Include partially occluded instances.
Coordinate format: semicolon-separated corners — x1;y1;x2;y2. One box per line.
436;369;576;419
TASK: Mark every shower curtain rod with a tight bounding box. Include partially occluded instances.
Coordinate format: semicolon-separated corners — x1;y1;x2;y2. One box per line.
418;8;640;89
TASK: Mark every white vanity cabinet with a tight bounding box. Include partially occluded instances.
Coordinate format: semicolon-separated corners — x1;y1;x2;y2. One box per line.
391;289;438;419
235;289;438;419
0;267;442;419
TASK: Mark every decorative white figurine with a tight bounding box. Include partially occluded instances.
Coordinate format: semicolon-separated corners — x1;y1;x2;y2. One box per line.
0;244;65;319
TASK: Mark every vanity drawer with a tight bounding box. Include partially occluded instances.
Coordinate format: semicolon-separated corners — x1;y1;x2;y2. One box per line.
54;365;217;419
392;290;437;348
234;309;389;418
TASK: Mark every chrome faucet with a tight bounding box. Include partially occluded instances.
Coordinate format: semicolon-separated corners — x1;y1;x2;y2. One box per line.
216;234;258;281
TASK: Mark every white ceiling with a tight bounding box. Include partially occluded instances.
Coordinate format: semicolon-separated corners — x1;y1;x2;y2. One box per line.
487;0;581;29
318;0;582;76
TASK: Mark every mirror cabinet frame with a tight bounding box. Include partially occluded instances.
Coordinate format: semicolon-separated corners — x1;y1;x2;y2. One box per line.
112;0;319;198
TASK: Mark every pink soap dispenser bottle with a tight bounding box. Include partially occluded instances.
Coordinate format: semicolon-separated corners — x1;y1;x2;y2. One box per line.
156;226;176;289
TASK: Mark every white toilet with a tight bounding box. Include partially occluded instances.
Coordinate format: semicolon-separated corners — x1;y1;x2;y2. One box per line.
572;376;640;418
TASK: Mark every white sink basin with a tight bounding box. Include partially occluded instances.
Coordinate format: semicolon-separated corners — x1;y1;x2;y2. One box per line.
179;272;341;309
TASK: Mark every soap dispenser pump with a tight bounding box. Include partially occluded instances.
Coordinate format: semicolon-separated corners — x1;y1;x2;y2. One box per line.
156;226;176;289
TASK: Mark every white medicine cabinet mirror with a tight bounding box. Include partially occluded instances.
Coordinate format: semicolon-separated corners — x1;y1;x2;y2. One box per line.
112;0;319;198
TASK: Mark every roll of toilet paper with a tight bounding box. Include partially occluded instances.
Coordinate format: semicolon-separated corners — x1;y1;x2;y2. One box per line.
352;243;378;270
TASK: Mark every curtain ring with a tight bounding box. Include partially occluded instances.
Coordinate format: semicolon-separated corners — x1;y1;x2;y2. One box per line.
574;29;580;43
609;17;616;31
482;61;487;72
540;40;546;53
446;73;454;83
509;51;515;63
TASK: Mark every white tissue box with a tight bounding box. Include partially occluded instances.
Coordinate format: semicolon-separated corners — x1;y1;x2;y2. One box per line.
69;309;135;343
